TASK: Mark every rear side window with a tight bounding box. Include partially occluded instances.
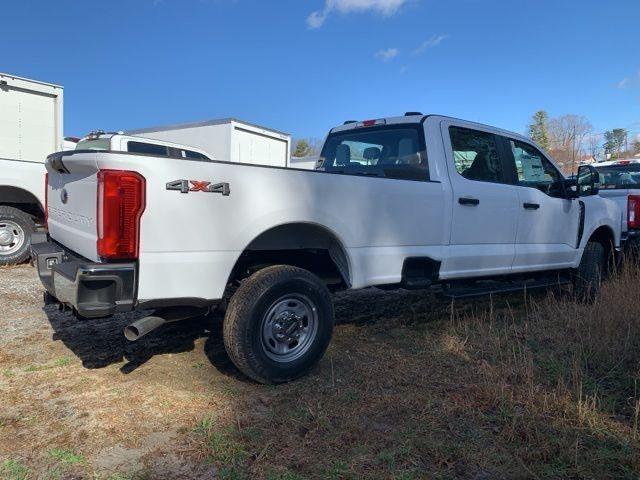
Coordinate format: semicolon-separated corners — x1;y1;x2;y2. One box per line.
183;150;210;160
127;141;169;157
318;125;428;181
449;127;503;183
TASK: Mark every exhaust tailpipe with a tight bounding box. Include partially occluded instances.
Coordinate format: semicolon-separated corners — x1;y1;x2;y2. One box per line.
124;307;208;341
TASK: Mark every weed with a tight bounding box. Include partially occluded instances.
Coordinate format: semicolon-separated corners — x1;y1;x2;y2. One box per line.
53;357;71;367
48;448;85;465
0;460;29;480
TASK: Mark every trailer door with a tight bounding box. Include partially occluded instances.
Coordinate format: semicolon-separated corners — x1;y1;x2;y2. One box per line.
234;126;288;167
0;85;58;162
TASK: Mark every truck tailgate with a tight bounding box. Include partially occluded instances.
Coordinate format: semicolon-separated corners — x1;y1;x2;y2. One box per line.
46;154;100;261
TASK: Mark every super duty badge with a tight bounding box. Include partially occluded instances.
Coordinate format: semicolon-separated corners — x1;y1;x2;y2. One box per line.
166;180;230;196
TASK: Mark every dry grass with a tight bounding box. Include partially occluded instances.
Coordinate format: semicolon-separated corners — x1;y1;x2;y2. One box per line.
182;269;640;479
1;265;640;479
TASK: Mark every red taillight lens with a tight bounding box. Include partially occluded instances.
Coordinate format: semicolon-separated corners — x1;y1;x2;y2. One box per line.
44;172;49;227
97;170;146;260
628;195;640;230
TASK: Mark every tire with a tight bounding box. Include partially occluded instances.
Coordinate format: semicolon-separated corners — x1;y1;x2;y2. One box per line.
573;241;606;300
0;206;36;266
223;265;334;384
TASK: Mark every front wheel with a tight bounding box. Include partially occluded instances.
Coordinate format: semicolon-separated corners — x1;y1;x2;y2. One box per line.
573;241;606;300
0;206;36;266
223;265;334;384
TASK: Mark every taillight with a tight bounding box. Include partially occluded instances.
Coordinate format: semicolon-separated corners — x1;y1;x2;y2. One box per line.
628;195;640;230
97;170;146;260
44;173;49;227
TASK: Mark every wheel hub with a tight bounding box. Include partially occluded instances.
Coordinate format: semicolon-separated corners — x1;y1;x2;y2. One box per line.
0;221;25;255
0;227;14;247
272;312;304;342
261;295;319;363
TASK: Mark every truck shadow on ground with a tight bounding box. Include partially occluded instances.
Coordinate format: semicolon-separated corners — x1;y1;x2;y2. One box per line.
43;288;507;378
44;306;220;374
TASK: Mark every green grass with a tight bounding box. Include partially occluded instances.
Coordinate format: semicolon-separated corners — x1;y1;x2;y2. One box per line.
48;448;85;465
53;357;71;367
0;459;29;480
23;364;47;373
3;368;16;378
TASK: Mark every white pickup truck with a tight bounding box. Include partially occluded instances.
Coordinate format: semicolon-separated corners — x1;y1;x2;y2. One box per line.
592;159;640;250
32;114;621;383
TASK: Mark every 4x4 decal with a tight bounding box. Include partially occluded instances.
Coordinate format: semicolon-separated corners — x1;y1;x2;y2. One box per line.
166;179;230;196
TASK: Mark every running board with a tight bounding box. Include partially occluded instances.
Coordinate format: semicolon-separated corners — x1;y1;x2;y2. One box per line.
441;277;571;299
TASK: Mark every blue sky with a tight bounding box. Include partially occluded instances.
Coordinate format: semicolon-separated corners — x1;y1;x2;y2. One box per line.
2;0;639;142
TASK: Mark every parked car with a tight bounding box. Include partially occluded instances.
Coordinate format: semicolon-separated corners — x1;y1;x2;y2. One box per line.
0;73;64;265
592;159;640;250
32;113;621;383
75;131;212;161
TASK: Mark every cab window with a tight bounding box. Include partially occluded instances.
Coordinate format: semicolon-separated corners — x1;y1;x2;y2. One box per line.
127;141;169;157
509;140;564;197
183;149;210;160
318;125;428;181
449;126;503;183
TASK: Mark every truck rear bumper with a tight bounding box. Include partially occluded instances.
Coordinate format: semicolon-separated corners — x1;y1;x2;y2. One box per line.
31;236;136;318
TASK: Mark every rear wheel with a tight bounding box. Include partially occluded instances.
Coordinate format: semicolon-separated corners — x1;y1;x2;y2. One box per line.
573;241;606;300
0;206;35;266
223;265;334;384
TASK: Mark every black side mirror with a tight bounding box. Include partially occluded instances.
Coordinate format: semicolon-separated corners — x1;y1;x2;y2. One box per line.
577;165;600;196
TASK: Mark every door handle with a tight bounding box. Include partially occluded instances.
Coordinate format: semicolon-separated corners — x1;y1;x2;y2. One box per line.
458;197;480;206
523;202;540;210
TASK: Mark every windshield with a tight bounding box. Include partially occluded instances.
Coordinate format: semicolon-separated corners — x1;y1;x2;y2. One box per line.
594;164;640;189
318;125;428;181
76;138;111;151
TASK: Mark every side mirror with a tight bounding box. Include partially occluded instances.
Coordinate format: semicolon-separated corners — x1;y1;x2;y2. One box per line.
577;165;600;196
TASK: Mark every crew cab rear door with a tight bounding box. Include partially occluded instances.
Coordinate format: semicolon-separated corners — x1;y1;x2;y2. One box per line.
439;120;518;278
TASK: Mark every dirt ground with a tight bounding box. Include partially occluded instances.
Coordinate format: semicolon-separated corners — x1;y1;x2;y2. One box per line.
1;264;639;480
0;265;455;479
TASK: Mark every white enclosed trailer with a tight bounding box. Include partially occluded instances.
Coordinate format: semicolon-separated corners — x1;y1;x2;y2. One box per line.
0;73;65;264
127;118;291;167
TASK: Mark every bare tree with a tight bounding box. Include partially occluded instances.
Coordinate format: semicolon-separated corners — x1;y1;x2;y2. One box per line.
547;115;593;173
587;134;602;163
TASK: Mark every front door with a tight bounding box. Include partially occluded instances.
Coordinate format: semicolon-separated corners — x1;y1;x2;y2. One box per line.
505;138;581;271
440;121;519;279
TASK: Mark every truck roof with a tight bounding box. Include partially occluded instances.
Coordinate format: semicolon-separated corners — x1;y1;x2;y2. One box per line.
126;118;290;138
330;113;534;144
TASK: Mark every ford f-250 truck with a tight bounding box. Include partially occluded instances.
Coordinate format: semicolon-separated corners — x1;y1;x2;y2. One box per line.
593;159;640;250
32;113;621;383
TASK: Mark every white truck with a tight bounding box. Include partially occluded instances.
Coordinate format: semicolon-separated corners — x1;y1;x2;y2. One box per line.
32;113;620;383
0;73;65;265
74;131;213;161
126;118;291;167
592;159;640;250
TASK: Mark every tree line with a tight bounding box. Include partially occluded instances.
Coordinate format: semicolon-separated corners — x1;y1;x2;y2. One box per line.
528;110;640;174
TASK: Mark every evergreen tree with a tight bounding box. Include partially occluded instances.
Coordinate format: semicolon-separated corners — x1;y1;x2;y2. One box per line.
528;110;550;150
293;139;311;157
